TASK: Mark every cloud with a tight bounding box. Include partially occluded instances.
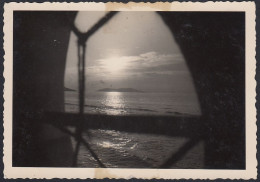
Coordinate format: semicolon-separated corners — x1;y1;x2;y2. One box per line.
140;51;157;59
65;51;188;86
92;51;185;75
139;51;183;63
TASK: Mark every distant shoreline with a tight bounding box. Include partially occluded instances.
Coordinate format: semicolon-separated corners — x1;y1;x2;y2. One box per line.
98;88;144;93
64;87;76;92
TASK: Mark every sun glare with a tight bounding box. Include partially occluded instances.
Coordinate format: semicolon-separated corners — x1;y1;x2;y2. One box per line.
101;57;128;73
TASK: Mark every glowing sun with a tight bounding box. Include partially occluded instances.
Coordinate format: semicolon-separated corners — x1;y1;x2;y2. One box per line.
101;57;128;73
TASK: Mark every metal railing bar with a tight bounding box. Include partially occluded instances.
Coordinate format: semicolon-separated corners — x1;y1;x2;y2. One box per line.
160;137;201;168
50;125;105;168
43;112;203;138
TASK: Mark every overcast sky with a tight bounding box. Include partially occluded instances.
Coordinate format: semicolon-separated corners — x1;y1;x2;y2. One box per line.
64;11;197;93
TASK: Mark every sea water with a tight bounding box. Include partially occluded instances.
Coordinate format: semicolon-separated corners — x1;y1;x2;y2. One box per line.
65;91;201;116
65;91;203;168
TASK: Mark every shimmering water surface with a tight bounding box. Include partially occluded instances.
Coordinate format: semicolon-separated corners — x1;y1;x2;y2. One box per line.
65;91;203;168
69;129;204;168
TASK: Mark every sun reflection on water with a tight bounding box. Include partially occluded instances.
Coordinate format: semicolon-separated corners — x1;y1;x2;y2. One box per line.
102;92;126;115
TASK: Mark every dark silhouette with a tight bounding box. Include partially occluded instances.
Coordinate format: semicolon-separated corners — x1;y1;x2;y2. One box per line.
98;88;143;92
64;87;76;92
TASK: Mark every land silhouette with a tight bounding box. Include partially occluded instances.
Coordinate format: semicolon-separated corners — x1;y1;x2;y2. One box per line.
64;87;76;92
98;88;143;93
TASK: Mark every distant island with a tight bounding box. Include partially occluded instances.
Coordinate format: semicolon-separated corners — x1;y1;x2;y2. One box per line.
64;87;76;92
98;88;143;93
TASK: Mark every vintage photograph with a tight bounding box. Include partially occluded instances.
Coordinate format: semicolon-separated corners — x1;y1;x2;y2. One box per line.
3;2;256;179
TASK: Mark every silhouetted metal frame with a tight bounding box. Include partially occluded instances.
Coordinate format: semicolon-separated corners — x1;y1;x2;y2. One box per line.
71;11;118;167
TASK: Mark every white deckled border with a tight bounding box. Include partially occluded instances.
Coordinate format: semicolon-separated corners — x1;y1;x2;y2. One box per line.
3;2;257;179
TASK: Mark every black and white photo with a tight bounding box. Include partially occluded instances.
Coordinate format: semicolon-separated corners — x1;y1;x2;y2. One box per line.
3;2;257;179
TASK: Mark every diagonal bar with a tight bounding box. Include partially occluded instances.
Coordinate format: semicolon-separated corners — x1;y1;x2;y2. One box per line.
72;12;118;45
